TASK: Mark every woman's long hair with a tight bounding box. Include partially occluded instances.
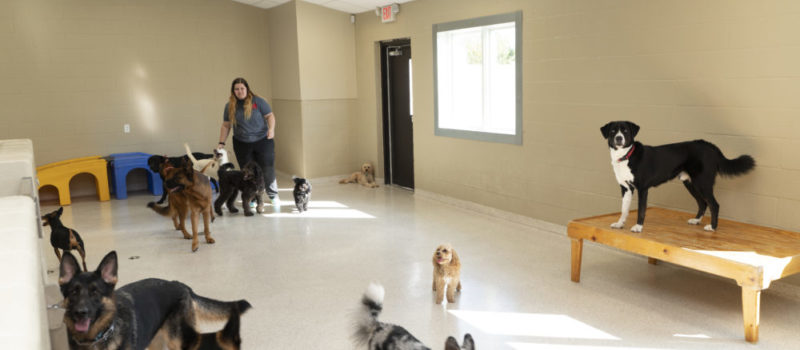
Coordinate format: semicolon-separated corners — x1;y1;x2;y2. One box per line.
228;77;257;127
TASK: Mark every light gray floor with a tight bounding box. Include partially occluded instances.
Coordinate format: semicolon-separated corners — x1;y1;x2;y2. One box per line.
41;175;800;349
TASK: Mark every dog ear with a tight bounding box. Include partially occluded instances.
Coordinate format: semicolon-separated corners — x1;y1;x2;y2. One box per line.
462;334;475;350
600;122;613;139
95;251;118;286
58;252;81;285
445;336;461;350
450;248;461;268
627;121;640;138
57;206;64;216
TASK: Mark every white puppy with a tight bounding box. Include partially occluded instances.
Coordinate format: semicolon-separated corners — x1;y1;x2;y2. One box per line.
184;143;228;180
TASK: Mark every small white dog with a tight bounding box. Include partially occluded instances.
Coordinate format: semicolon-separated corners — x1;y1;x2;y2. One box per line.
184;143;229;180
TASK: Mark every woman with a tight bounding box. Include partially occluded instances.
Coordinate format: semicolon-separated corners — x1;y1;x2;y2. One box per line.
218;77;279;204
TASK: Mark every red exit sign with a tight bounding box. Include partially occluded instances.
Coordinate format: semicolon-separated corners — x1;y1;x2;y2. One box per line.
380;4;398;23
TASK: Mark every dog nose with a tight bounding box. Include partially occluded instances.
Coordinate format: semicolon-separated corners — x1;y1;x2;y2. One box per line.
74;308;89;318
615;135;623;143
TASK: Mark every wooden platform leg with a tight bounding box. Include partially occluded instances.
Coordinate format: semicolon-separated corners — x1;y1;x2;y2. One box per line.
648;257;658;265
742;287;760;343
571;238;583;282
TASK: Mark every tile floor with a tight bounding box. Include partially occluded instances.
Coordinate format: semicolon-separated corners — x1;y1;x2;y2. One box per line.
41;175;800;349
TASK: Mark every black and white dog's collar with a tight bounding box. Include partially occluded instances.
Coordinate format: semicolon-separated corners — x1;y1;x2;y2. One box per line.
617;145;635;162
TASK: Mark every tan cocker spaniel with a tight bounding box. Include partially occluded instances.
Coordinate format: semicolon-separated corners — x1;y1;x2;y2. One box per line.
432;244;461;304
339;161;379;188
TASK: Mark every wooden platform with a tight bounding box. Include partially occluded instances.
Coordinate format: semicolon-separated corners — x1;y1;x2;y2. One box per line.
567;207;800;343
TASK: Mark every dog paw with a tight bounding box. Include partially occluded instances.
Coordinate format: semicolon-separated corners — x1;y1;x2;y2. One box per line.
206;237;215;244
146;202;156;208
704;224;715;232
610;222;624;229
214;209;223;216
688;218;701;225
228;207;239;213
630;224;643;232
191;243;199;252
244;211;254;217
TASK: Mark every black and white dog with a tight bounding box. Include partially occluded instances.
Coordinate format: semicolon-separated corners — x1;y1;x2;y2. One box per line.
601;121;755;232
354;283;475;350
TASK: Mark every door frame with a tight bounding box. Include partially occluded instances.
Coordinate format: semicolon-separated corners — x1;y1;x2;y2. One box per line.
379;38;413;188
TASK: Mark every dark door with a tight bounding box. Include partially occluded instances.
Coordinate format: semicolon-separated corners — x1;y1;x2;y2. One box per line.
381;40;414;189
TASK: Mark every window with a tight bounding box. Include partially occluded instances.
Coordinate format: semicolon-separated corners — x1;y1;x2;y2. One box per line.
434;11;522;144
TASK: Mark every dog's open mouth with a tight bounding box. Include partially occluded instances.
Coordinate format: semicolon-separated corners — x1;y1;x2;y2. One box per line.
168;185;184;193
74;317;91;333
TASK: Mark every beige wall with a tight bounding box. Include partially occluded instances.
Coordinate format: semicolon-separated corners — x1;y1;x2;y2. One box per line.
354;0;800;231
267;2;303;175
0;0;272;167
287;1;358;178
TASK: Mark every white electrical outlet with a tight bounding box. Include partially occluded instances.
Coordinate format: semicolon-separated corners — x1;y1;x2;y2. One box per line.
124;124;130;133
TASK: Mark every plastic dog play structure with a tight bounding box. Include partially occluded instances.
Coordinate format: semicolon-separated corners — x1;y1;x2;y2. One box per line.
568;207;800;343
37;156;110;205
108;152;162;199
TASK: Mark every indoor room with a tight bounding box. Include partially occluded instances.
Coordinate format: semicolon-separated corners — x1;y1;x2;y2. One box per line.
2;0;800;349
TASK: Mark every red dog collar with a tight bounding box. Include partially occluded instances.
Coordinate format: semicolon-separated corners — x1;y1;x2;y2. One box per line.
617;145;635;162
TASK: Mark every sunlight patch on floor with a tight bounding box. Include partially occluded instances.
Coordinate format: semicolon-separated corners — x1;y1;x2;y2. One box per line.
448;310;619;340
507;343;668;350
673;333;711;339
261;209;374;218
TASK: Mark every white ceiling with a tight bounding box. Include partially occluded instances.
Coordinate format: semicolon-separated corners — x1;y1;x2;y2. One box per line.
233;0;414;14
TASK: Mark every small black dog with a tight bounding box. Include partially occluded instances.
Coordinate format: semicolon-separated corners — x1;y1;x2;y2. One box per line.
148;152;216;204
58;250;250;350
292;176;312;213
42;207;88;272
214;161;266;217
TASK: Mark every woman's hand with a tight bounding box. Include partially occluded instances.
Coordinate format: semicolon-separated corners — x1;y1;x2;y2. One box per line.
267;129;275;139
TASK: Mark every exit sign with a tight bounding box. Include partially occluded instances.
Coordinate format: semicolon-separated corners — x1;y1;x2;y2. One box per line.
380;4;399;23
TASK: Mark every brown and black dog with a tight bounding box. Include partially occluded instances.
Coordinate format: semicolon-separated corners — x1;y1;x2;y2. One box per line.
58;250;250;350
148;160;215;252
42;207;88;271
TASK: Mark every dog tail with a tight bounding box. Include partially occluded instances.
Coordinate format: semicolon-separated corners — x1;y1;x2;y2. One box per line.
353;282;384;346
719;154;756;177
191;292;252;325
184;143;198;164
147;201;173;217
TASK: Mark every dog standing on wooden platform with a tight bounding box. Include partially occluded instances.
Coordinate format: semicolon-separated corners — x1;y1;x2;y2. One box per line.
601;121;755;232
42;207;88;272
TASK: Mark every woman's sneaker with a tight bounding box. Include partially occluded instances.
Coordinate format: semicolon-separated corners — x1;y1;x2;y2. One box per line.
270;194;280;206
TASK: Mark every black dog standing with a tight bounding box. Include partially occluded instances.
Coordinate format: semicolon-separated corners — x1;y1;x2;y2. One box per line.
292;176;311;213
215;161;266;217
42;207;88;271
601;121;755;232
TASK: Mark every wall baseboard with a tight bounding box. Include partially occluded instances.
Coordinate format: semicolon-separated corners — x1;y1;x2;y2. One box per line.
413;188;800;300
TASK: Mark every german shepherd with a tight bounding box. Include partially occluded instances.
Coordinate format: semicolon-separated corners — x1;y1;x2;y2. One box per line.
58;251;250;350
176;301;248;349
148;160;215;252
148;152;218;204
42;207;88;271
